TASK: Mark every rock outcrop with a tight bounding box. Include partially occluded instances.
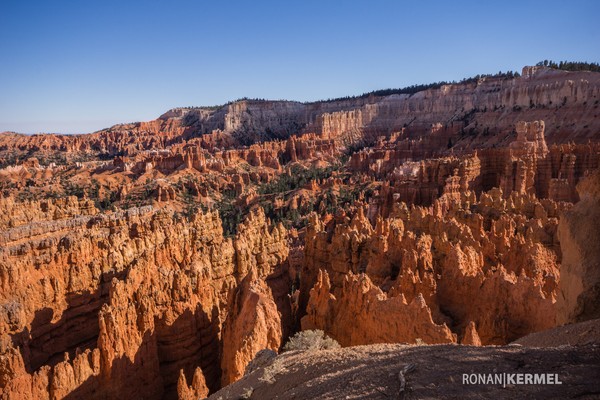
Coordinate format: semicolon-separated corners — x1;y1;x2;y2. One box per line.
349;120;600;205
2;67;599;159
220;269;282;386
301;180;563;345
209;340;600;400
0;203;289;399
177;367;209;400
301;271;456;345
557;169;600;324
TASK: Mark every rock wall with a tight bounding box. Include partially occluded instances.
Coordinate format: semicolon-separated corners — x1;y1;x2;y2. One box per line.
2;67;599;157
350;120;600;207
300;122;600;345
0;202;289;399
220;269;282;386
557;170;600;324
301;183;563;345
318;67;600;146
302;270;456;346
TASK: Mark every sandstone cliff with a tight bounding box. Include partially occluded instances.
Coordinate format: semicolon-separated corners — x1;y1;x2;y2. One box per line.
0;203;289;399
2;67;599;159
301;270;456;345
301;183;563;345
557;169;600;324
220;269;282;386
292;121;584;350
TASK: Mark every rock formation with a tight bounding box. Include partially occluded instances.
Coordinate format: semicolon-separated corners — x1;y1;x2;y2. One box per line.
177;367;209;400
557;169;600;324
2;67;600;160
299;119;578;346
208;338;600;400
301;184;561;345
220;269;282;386
0;203;289;399
301;271;456;345
1;66;599;398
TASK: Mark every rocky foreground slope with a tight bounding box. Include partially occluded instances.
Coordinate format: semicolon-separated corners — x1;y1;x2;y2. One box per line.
1;66;600;399
209;330;600;400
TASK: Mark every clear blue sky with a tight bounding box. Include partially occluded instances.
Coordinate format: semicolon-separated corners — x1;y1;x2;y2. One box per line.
1;0;598;134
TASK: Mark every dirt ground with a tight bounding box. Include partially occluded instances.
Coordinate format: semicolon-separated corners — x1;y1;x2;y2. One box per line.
513;318;600;347
209;321;600;399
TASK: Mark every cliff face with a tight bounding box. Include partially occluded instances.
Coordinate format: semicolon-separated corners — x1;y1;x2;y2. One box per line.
0;113;598;399
0;201;289;399
118;133;338;179
220;269;282;386
349;120;600;205
557;170;600;324
302;270;456;346
0;119;194;155
321;67;600;144
2;67;599;158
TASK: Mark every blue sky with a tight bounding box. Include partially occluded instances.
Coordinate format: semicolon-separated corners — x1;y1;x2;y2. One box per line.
1;0;599;134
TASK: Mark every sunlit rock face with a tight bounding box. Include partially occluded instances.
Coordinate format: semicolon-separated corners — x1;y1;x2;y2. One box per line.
2;67;600;156
0;205;290;399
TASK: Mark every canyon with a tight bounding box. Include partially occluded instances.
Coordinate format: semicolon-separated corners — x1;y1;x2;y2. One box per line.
0;65;599;399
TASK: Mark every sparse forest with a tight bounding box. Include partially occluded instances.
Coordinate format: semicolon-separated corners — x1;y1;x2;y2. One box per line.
536;60;600;72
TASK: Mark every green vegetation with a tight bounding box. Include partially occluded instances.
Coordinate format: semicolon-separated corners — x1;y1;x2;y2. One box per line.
30;152;69;166
15;188;35;202
258;164;339;195
260;200;307;229
0;151;69;169
63;181;86;199
62;178;118;211
171;174;244;237
536;60;600;72
97;191;118;211
215;192;243;237
314;71;520;103
255;164;350;229
283;330;340;352
0;152;21;169
259;183;366;230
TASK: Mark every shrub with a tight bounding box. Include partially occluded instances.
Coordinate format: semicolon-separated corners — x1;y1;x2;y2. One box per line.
257;164;338;195
239;387;253;399
283;330;340;352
